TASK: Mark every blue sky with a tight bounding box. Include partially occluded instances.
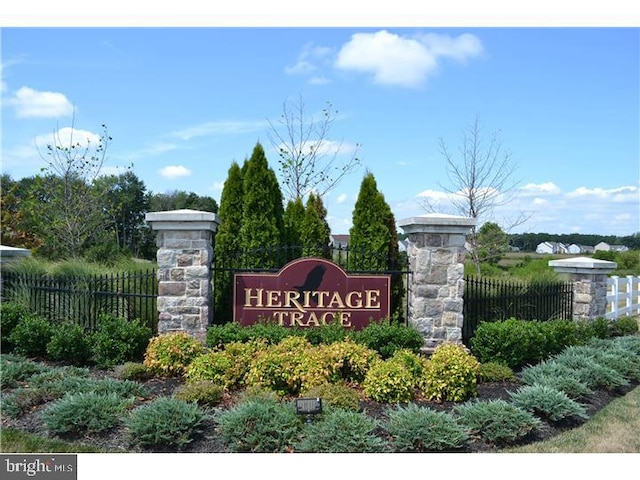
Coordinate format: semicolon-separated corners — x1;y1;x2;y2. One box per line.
2;22;639;237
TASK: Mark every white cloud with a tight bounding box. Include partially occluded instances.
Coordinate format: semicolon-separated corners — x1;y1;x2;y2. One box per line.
335;30;482;88
520;182;562;196
170;120;268;141
336;193;348;204
34;127;101;150
159;165;192;179
285;42;332;77
8;86;74;118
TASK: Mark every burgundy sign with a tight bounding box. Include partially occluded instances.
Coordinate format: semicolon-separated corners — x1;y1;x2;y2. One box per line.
234;257;391;330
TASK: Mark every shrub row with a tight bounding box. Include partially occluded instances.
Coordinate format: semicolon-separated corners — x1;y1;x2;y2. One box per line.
1;302;152;368
471;317;639;370
206;318;425;359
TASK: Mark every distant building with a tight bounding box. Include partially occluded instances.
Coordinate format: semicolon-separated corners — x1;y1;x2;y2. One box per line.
329;234;350;249
536;241;569;255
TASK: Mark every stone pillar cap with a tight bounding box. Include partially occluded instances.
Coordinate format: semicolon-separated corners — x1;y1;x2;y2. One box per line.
398;214;476;235
548;256;617;275
145;209;220;231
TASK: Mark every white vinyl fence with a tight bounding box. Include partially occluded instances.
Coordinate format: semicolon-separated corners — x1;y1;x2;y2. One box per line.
606;275;640;319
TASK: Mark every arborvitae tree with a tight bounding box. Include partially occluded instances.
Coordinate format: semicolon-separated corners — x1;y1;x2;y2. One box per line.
213;161;245;323
239;142;285;268
349;172;392;270
349;172;404;321
301;192;331;258
283;197;306;261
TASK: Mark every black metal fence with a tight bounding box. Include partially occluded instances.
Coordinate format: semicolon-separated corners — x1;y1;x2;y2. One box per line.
1;270;158;332
462;276;573;346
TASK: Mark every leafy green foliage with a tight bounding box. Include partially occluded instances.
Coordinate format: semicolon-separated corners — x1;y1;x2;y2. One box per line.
509;385;589;423
0;302;31;352
91;315;152;368
300;320;348;345
302;382;361;412
184;351;234;387
143;331;204;377
383;403;470;452
42;392;132;436
46;323;93;366
362;356;416;403
9;314;54;358
214;396;302;452
114;362;153;381
477;362;517;383
127;397;206;450
295;409;385;453
354;319;424;359
316;338;380;383
421;343;480;402
454;399;543;446
244;336;327;396
173;381;224;407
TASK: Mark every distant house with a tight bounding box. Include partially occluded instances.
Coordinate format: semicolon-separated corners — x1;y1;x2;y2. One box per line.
330;234;350;249
567;244;595;254
611;245;629;252
536;242;569;255
595;242;611;251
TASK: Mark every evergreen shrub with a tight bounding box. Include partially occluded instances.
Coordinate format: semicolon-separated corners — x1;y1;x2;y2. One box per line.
91;315;152;368
46;323;93;366
9;314;54;358
42;392;132;436
383;403;469;452
354;319;424;359
477;362;517;383
519;362;593;400
302;382;361;412
127;397;206;450
295;409;385;453
454;399;543;446
215;396;303;452
173;381;224;407
0;302;31;352
509;384;589;423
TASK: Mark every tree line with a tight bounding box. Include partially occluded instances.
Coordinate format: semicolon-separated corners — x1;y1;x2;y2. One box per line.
508;232;640;252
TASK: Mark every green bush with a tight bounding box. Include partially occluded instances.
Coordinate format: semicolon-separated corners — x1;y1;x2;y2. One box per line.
509;384;589;423
300;320;347;345
42;392;132;436
294;409;385;453
383;403;469;452
127;397;206;450
9;314;54;358
184;351;235;387
471;318;547;370
421;343;480;402
454;399;543;446
2;388;55;418
244;336;327;396
302;382;361;412
354;320;424;359
214;396;303;452
46;323;93;366
0;302;31;352
206;322;249;347
362;357;415;403
114;362;153;381
143;331;204;377
610;317;639;337
91;315;152;369
173;381;224;407
316;338;381;383
477;362;516;383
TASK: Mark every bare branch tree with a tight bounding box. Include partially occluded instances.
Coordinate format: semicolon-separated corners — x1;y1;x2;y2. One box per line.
422;116;531;276
267;94;361;201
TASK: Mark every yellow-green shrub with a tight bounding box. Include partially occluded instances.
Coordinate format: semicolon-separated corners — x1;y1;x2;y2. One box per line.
316;338;381;383
143;332;204;377
244;336;328;396
362;357;415;403
420;342;480;402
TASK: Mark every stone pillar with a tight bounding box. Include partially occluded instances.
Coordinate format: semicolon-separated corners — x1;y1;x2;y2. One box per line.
548;257;617;321
399;214;476;353
145;209;219;342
